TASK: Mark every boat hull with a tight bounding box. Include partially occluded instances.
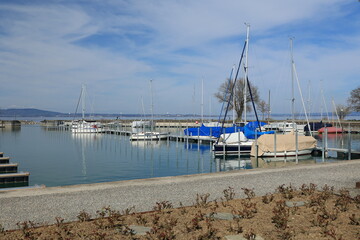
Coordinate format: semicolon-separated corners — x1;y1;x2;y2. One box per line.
130;132;168;141
259;148;313;158
318;127;343;134
71;121;103;133
213;144;252;156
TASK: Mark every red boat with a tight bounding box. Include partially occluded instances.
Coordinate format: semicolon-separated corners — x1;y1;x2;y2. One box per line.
318;126;343;134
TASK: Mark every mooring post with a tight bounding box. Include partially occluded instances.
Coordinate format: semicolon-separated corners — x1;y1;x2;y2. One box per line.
348;123;351;160
295;129;299;164
255;129;258;161
210;128;213;152
197;127;200;151
238;130;241;158
325;127;328;158
274;131;277;160
222;127;226;156
186;125;189;148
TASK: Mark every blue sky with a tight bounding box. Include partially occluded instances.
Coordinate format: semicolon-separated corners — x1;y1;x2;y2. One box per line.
0;0;359;116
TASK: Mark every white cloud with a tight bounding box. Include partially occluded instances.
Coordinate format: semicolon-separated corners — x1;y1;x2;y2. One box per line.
0;0;358;116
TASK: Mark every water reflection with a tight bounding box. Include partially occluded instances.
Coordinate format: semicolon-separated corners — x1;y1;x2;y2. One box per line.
71;134;103;178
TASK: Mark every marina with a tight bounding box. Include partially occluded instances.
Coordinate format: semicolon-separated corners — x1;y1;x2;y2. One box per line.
0;121;359;188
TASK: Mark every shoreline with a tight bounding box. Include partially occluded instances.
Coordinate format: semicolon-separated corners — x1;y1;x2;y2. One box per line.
1;159;359;230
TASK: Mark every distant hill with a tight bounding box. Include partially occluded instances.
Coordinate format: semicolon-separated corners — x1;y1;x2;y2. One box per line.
0;108;64;117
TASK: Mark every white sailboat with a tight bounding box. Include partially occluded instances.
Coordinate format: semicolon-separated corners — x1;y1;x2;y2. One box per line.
130;80;168;141
213;24;254;156
252;38;316;158
71;84;103;134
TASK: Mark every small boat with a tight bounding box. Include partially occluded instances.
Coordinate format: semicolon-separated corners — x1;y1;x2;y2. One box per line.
72;120;103;133
250;134;317;158
131;120;154;128
129;131;168;141
304;122;332;133
71;85;103;134
213;131;254;156
318;126;343;134
262;121;305;135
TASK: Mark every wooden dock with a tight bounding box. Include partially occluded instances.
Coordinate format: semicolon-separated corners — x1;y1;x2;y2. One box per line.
103;128;216;143
0;154;29;188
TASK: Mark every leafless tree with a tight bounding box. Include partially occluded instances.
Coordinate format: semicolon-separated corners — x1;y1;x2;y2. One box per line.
335;104;351;120
257;100;270;121
348;87;360;112
214;78;259;121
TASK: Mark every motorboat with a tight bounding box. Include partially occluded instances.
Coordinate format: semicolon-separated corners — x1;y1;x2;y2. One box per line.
71;120;103;133
129;131;169;141
131;120;154;128
262;122;306;135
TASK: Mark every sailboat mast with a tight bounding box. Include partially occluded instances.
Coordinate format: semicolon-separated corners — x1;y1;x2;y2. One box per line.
150;79;154;122
290;38;295;128
243;23;250;123
231;65;236;124
81;84;85;120
268;89;271;121
201;78;204;123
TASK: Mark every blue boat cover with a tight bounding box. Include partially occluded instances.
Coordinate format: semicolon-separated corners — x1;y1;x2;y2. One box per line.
184;121;274;139
243;121;274;139
184;124;243;138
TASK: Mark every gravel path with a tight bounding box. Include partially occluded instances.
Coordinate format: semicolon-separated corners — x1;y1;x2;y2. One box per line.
1;159;359;230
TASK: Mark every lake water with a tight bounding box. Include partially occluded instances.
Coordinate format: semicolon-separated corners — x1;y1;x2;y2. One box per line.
0;125;359;187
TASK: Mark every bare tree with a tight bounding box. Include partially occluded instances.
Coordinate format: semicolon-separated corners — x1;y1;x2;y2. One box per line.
257;100;269;121
214;78;260;121
335;104;351;120
348;87;360;112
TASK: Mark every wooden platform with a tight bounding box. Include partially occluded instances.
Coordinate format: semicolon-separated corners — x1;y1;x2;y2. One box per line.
0;153;29;188
0;172;30;184
0;163;18;173
0;157;10;164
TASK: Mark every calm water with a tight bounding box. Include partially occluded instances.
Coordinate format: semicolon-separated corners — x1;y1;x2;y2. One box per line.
0;125;359;187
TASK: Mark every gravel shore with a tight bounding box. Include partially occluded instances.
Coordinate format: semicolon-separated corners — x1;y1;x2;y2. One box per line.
1;159;359;230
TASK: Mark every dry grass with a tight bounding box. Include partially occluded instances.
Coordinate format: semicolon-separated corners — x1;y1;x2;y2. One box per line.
1;184;359;240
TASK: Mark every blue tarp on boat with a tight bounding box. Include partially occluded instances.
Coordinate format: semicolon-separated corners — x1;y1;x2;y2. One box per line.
184;124;243;138
243;121;274;139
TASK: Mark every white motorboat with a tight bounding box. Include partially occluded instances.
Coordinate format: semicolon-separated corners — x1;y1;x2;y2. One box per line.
131;120;154;128
262;122;305;135
71;120;103;133
129;131;168;141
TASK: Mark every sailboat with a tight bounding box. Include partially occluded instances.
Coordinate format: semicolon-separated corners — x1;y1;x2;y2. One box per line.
131;97;154;129
213;24;273;156
130;80;169;141
71;84;103;134
252;38;316;158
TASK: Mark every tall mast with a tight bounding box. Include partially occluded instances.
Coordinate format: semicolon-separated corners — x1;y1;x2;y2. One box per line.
268;89;271;121
231;65;236;124
307;80;311;120
81;84;85;120
290;37;295;128
150;79;154;122
243;23;250;123
201;78;204;123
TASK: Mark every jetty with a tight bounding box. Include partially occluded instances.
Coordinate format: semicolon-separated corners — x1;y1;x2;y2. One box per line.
0;152;29;188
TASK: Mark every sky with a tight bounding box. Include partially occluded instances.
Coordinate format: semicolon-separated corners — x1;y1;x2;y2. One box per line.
0;0;359;116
